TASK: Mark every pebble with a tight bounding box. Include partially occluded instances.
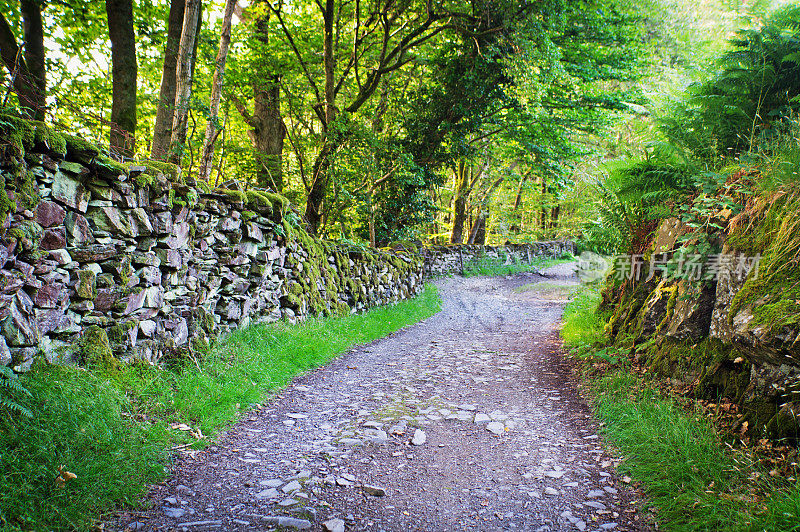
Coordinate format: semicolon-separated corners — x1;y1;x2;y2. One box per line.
255;488;279;499
282;480;302;493
587;489;605;498
474;413;492;423
544;487;559;496
323;518;345;532
263;516;312;529
411;429;427;445
362;484;386;497
486;421;505;435
163;507;185;518
260;479;283;488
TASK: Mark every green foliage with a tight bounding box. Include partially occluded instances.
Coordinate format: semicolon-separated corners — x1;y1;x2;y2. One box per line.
581;152;697;254
659;5;800;163
0;365;33;418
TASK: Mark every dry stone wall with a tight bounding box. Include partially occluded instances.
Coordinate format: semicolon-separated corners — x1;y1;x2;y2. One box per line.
422;241;576;277
0;121;423;370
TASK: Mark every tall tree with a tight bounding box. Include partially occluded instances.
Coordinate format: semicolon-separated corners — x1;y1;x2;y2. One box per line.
230;0;285;191
268;0;460;234
0;3;46;120
168;0;201;165
198;0;235;182
106;0;137;157
151;0;185;160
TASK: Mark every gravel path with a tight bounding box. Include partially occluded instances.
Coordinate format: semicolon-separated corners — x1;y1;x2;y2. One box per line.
116;265;650;532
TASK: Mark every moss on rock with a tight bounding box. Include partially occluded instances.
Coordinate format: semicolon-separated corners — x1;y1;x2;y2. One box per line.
81;326;120;372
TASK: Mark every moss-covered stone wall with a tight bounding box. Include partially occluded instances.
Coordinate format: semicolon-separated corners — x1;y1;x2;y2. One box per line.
0;120;424;369
603;196;800;441
421;241;575;277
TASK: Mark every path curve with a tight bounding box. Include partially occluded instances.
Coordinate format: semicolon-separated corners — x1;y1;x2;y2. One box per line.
117;265;650;532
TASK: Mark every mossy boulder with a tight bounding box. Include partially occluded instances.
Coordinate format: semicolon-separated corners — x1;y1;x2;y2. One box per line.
80;326;120;372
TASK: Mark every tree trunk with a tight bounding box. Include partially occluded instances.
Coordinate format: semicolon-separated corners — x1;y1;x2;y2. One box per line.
20;0;45;121
303;0;336;235
540;176;548;230
450;161;469;244
248;78;285;190
168;0;202;165
198;0;235;182
467;215;486;245
0;10;44;120
550;204;560;230
305;139;334;234
467;176;504;245
231;1;285;190
106;0;138;157
151;0;185;160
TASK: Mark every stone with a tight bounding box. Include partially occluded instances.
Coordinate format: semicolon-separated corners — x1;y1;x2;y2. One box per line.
474;413;491;423
128;208;153;236
164;221;191;250
163;507;185;518
544;487;559;496
139;266;162;286
0;336;11;366
35;283;63;308
52;171;90;212
411;428;426;445
362;484;386;497
1;303;37;346
486;421;505;435
40;227;67;250
255;488;280;500
71;243;116;262
35;201;66;227
76;269;97;299
64;211;94;246
323;518;345;532
282;480;302;493
262;516;311;530
93;289;120;312
90;206;133;236
260;479;283;488
124;289;147;314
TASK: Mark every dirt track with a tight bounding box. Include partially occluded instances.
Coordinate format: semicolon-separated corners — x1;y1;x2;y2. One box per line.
114;265;650;532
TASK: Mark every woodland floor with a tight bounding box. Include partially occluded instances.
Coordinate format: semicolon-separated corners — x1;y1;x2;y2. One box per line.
111;265;652;532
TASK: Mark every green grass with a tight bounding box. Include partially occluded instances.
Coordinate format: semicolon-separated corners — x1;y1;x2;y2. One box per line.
562;285;800;531
560;284;606;348
462;253;575;277
0;365;172;531
0;284;441;531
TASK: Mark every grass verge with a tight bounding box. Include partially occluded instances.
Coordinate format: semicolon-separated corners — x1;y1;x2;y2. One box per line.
462;252;574;277
0;284;441;531
562;284;800;532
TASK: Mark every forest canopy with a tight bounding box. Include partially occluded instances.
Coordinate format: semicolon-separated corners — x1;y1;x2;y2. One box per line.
0;0;790;245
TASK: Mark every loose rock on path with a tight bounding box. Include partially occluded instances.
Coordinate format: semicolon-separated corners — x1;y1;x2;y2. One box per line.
115;264;650;531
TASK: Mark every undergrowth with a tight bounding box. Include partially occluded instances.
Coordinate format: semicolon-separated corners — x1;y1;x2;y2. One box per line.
0;285;441;531
562;284;800;531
